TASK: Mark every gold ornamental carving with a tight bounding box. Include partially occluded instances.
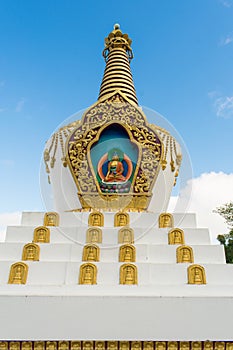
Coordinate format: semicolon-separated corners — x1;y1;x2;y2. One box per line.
88;212;104;227
1;342;233;350
82;244;100;262
107;342;118;350
119;244;136;262
58;342;69;350
83;342;94;350
120;263;137;284
22;243;40;261
120;343;130;350
9;344;20;350
33;226;50;243
22;343;32;350
191;343;202;350
46;342;57;350
132;342;142;350
95;342;105;350
176;245;194;263
34;343;45;350
143;343;154;350
0;343;8;350
159;213;174;228
114;212;129;226
168;343;178;350
71;342;81;350
44;212;59;226
168;228;185;245
155;343;166;350
66;100;163;211
180;343;190;350
215;344;225;350
86;227;102;243
79;263;97;284
118;227;134;243
204;342;213;350
8;262;28;284
188;264;206;284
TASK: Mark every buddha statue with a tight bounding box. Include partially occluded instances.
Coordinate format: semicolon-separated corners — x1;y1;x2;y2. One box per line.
107;342;117;350
168;342;178;350
22;243;40;261
95;342;105;350
83;342;93;350
0;342;8;350
118;227;134;244
180;343;190;350
88;212;104;227
33;226;50;243
46;342;57;350
120;342;129;350
71;342;81;350
87;228;102;243
8;262;28;284
155;343;166;350
22;343;32;350
176;245;193;263
131;342;142;350
83;244;99;262
104;153;126;182
226;344;233;350
114;212;129;227
44;212;59;226
79;263;97;284
119;244;135;262
10;343;20;350
143;342;153;350
34;343;45;350
120;264;137;285
188;264;206;284
159;213;174;228
204;342;213;350
168;228;185;245
58;342;69;350
191;342;202;350
215;343;225;350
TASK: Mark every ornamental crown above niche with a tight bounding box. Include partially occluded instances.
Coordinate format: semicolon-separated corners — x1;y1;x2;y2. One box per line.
43;24;182;212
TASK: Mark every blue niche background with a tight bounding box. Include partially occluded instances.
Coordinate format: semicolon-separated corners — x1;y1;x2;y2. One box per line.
90;123;139;193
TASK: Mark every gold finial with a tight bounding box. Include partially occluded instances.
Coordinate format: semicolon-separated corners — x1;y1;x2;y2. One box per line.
103;24;133;61
98;25;138;106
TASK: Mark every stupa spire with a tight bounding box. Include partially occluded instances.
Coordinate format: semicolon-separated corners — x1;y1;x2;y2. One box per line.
98;24;138;106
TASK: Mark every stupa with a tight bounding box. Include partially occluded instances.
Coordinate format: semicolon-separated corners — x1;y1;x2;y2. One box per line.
1;24;233;350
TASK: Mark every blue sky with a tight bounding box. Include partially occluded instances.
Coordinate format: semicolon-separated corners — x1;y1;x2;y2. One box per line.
0;0;233;214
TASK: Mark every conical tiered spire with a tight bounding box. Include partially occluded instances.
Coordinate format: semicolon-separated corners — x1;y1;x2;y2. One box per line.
98;24;138;106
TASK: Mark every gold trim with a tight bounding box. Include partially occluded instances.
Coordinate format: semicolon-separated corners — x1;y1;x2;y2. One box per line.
66;97;163;211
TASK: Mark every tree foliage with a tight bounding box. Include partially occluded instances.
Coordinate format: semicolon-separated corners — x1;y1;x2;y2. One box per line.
214;202;233;263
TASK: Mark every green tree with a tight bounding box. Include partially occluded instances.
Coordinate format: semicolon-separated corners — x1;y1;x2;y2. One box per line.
214;202;233;263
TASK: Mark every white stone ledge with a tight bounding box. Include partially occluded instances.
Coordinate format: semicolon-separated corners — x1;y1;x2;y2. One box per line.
0;294;233;340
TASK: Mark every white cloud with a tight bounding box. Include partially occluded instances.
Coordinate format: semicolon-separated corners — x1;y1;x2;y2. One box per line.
168;172;233;242
215;95;233;118
220;34;233;46
15;98;26;112
219;0;233;7
0;212;21;241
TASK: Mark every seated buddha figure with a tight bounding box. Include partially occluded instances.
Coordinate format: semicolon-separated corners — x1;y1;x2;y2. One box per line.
104;153;126;182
